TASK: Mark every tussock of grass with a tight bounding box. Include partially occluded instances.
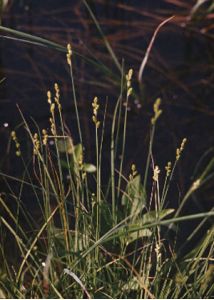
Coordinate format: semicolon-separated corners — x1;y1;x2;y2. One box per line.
0;10;214;299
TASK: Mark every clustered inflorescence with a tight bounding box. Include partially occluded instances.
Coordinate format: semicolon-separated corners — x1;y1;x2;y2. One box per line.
92;96;100;129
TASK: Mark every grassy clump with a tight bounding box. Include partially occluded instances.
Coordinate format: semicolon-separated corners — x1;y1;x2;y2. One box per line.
0;44;213;299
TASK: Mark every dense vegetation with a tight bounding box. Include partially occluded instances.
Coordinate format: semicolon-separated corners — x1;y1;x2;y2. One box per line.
0;1;213;298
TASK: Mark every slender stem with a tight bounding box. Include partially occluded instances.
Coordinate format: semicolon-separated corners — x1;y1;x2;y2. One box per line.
95;126;100;248
69;63;83;145
161;161;178;205
143;125;155;191
117;93;129;198
83;0;121;72
111;98;121;226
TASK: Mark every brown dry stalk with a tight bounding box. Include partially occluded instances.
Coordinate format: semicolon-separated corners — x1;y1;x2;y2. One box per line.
138;16;175;83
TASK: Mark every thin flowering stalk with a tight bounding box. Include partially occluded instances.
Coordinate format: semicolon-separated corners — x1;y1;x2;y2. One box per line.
54;83;79;256
143;98;162;191
143;123;155;192
110;65;124;227
115;61;125;156
161;160;178;206
53;83;77;206
160;161;172;208
117;69;133;200
152;164;162;271
92;96;101;253
161;138;187;205
96;115;100;246
47;90;71;256
111;96;121;226
67;43;83;145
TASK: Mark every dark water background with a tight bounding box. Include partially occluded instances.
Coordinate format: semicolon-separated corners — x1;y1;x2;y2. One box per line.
0;0;213;245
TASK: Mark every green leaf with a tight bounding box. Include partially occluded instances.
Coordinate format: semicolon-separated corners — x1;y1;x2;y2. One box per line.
0;25;66;52
74;143;83;162
121;276;140;291
119;209;174;246
121;175;146;218
126;228;152;244
82;163;96;173
142;209;175;223
60;144;96;175
56;137;74;154
52;226;90;253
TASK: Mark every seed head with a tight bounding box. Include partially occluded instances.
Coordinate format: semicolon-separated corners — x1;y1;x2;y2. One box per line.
11;130;21;157
33;133;40;155
126;68;133;96
151;98;162;125
42;129;48;146
165;161;172;177
153;165;160;182
176;138;187;160
66;43;72;66
92;97;100;128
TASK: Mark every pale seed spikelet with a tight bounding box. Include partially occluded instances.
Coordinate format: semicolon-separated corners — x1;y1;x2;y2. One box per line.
126;68;133;97
92;96;100;128
54;83;60;99
11;130;21;157
47;90;55;113
49;117;56;135
126;68;133;87
11;131;16;139
190;178;201;192
47;90;52;104
180;138;187;151
176;138;187;160
127;87;133;97
42;129;48;146
165;161;172;177
92;96;99;114
47;88;57;135
129;163;137;180
50;103;55;114
155;243;162;261
54;83;62;111
66;43;72;66
153;165;160;182
33;133;40;155
16;151;21;157
151;98;162;125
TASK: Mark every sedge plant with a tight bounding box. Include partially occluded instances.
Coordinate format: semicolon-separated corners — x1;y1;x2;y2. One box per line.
0;40;213;299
